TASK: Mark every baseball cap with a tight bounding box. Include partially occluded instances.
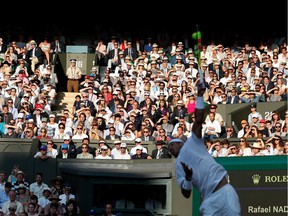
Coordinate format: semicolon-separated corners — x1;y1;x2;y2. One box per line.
40;145;47;151
61;144;68;149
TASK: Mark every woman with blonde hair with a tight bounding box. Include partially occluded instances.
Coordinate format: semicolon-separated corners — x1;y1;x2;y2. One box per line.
7;165;20;184
238;137;252;156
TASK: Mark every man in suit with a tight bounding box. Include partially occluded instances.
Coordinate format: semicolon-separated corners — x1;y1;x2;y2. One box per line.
105;126;121;140
133;38;144;55
4;87;21;111
107;42;121;71
151;140;171;159
124;41;138;61
140;128;156;142
58;135;77;157
81;92;96;116
1;105;14;124
50;36;65;53
32;104;49;128
227;89;241;104
212;62;224;80
56;144;76;159
25;40;44;75
50;36;65;65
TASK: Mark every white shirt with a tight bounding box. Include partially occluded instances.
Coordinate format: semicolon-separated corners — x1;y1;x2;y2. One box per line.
114;153;131;159
59;193;75;205
29;182;49;199
95;155;112;159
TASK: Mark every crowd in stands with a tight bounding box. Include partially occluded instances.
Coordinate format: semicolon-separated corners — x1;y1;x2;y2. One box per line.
0;166;162;215
0;34;287;158
0;168;82;216
0;33;287;216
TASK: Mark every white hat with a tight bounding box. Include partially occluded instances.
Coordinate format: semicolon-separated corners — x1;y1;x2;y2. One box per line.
135;138;142;143
120;143;127;148
63;135;70;140
136;146;143;150
114;140;121;145
101;145;108;150
49;114;55;118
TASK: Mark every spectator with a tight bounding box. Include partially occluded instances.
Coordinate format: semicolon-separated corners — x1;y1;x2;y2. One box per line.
238;137;252;156
247;103;263;124
151;140;171;159
7;165;20;184
225;144;240;157
15;184;30;208
159;116;173;136
43;195;64;216
130;138;148;156
102;203;116;216
220;125;237;138
34;145;52;160
95;145;112;159
29;172;49;199
131;146;152;159
38;188;52;210
56;144;76;159
76;138;96;157
59;135;76;156
110;140;122;159
49;176;64;197
258;119;269;137
113;143;131;160
59;183;75;207
204;112;221;141
2;190;24;215
250;142;264;156
64;199;79;216
76;144;93;159
0;182;12;208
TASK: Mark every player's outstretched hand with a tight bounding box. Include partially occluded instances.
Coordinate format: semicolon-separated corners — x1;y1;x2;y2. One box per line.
181;162;193;181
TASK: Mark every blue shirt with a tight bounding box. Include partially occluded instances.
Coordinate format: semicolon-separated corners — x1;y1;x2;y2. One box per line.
0;190;9;208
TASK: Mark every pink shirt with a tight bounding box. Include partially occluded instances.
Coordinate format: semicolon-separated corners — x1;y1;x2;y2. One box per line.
187;101;196;113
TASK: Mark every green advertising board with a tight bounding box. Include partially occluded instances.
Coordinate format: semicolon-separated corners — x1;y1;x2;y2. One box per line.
192;156;288;216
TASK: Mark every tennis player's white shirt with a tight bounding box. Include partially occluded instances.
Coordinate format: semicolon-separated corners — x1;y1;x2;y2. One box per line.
176;132;227;199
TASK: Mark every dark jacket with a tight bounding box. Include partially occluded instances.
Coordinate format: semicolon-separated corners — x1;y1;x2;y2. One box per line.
151;147;171;159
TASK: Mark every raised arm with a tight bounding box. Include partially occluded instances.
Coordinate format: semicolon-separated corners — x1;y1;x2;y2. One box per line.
192;84;206;139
